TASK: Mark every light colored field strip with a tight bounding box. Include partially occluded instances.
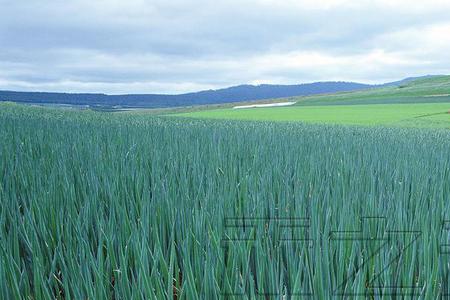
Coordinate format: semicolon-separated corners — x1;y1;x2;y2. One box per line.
423;94;450;97
233;101;296;109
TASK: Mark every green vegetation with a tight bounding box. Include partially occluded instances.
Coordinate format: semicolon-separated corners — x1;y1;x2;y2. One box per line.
1;103;450;298
293;75;450;106
176;103;450;127
175;77;450;127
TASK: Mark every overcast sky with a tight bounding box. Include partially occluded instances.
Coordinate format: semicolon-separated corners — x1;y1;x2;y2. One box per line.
1;0;450;94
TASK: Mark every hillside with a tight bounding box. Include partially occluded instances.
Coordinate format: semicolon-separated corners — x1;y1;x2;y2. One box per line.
174;76;450;127
293;75;450;106
0;82;373;108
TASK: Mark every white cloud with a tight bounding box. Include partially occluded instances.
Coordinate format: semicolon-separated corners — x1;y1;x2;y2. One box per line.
0;0;449;93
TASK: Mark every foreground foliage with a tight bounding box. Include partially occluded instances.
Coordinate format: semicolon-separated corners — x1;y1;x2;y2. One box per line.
0;104;449;299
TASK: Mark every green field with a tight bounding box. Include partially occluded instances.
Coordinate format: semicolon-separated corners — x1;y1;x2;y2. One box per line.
1;103;450;298
293;75;450;106
175;76;450;127
176;103;450;127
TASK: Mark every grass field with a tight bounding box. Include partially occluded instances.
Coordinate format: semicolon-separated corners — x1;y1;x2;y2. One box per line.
175;103;450;127
174;76;450;127
1;103;450;298
292;75;450;106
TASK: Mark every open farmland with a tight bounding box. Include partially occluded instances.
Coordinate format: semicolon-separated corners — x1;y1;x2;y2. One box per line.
175;76;450;128
293;75;450;106
175;103;450;128
1;103;449;298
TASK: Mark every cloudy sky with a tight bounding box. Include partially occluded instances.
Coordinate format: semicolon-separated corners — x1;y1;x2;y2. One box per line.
1;0;450;94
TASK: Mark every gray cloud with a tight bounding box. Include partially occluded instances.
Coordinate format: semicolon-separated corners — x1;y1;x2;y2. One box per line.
1;0;450;93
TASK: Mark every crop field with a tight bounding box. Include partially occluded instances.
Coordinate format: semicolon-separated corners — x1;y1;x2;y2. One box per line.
292;75;450;106
175;103;450;127
174;76;450;128
0;103;449;298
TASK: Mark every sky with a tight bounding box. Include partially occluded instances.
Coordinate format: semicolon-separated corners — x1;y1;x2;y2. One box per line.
1;0;450;94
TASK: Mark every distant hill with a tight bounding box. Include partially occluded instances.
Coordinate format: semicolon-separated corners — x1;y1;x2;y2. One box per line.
1;77;441;108
0;82;373;108
293;75;450;106
380;75;442;87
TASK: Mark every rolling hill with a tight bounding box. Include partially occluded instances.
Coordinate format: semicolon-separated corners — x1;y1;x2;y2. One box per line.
293;75;450;106
0;82;374;108
174;76;450;128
